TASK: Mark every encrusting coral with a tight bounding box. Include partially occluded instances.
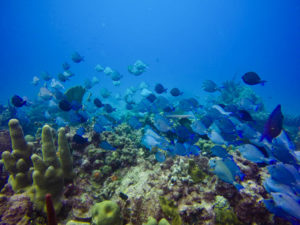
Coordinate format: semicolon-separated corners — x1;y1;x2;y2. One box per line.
91;200;122;225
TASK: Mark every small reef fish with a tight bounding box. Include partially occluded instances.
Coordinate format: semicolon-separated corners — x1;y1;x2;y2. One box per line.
209;158;244;190
73;134;88;144
212;105;232;116
260;104;283;142
94;98;103;108
154;83;167;94
62;62;70;70
170;88;183;97
11;95;27;107
153;114;172;133
95;64;104;72
71;52;84;63
202;80;220;93
242;72;266;85
99;141;116;151
31;76;40;86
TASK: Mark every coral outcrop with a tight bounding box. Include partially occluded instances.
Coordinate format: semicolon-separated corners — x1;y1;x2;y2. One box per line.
1;119;33;192
91;200;122;225
1;119;73;215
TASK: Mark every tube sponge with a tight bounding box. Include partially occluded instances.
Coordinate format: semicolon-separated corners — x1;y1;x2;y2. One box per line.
30;125;70;213
1;119;33;191
58;127;73;182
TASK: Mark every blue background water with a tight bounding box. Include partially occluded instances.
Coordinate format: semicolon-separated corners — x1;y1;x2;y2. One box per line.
1;0;299;114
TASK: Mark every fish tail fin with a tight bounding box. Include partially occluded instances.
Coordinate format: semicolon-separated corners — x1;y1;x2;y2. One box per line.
261;80;267;86
233;182;244;191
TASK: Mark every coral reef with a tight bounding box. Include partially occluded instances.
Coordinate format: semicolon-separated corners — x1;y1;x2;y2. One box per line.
1;119;73;216
0;129;11;153
159;196;182;225
1;119;34;192
0;185;33;225
30;125;72;213
91;200;122;225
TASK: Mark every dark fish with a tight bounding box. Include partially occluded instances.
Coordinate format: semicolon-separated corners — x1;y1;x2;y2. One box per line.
146;94;156;103
128;117;142;129
170;88;183;97
99;141;116;151
11;95;26;107
41;71;52;81
73;134;88;144
71;100;82;111
59;100;72;111
237;110;254;121
119;192;128;200
154;83;167;94
211;145;231;159
202;80;219;93
62;62;70;70
110;70;123;81
103;104;116;113
163;106;175;113
71;52;84;63
57;73;69;82
260;104;283;142
76;127;85;136
94;98;103;108
242;72;266;85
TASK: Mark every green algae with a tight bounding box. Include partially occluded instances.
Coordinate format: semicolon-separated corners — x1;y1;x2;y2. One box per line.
159;196;182;225
188;160;207;183
214;196;243;225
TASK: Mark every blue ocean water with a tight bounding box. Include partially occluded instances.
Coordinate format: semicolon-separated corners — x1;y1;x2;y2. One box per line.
1;1;300;225
1;0;299;114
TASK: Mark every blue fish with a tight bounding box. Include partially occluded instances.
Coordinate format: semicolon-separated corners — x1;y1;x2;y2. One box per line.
76;127;86;136
271;131;298;165
263;178;296;196
71;52;84;63
110;70;123;81
186;144;201;156
174;142;188;156
174;125;196;143
11;95;27;107
153;114;172;133
155;151;166;162
211;145;231;159
215;117;236;134
142;127;169;150
73;134;88;144
99;141;116;151
260;104;283;142
271;192;300;221
191;120;207;135
128;117;142;129
154;83;167;94
208;128;227;146
267;163;298;186
208;158;244;190
238;144;274;164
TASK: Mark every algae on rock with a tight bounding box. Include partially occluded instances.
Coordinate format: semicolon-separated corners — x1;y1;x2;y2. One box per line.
159;196;182;225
